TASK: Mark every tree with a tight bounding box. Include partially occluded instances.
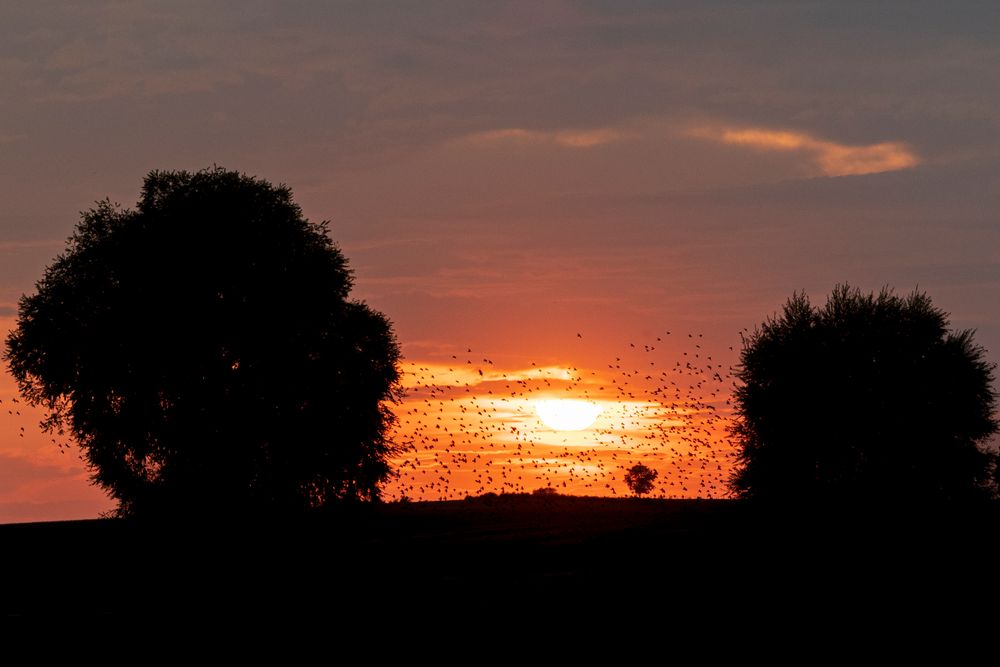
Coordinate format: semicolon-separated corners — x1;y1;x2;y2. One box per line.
730;285;998;504
5;168;403;516
624;463;658;497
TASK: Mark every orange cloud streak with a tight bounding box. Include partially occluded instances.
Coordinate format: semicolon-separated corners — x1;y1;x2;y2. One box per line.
690;125;919;176
459;126;627;149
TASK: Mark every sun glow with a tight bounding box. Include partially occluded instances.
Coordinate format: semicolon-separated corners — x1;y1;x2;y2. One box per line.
534;399;604;431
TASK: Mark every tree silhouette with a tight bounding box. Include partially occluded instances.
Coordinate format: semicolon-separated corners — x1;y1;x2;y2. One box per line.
5;168;403;516
730;285;998;504
624;464;657;497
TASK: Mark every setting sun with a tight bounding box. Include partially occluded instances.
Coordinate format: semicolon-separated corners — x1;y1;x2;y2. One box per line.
534;399;604;431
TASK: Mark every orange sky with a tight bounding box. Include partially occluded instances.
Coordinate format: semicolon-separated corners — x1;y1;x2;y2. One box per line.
0;312;741;520
2;2;999;521
384;332;737;501
0;347;111;522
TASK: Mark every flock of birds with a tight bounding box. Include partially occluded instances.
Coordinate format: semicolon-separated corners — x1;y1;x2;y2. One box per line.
1;395;25;438
387;330;742;501
2;330;746;501
1;391;75;455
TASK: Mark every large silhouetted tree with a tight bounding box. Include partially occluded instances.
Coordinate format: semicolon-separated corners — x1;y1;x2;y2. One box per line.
5;168;402;516
730;285;998;504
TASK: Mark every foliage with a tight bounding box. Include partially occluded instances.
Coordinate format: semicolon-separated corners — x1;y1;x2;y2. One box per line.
532;487;559;497
730;285;998;503
624;463;658;497
5;168;403;516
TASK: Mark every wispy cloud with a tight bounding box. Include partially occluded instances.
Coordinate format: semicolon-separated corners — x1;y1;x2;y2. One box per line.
689;125;920;177
459;126;628;149
0;240;64;251
400;362;580;391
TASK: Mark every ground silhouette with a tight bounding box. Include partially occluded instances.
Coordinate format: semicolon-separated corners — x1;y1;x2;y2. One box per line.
5;168;402;516
3;494;998;620
730;285;998;504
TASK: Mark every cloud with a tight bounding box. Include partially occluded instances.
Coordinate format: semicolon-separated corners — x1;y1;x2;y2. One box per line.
0;240;64;251
689;125;920;177
552;128;628;148
459;126;628;149
400;362;580;391
0;453;78;495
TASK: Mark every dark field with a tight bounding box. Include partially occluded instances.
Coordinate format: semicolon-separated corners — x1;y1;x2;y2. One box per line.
3;495;998;620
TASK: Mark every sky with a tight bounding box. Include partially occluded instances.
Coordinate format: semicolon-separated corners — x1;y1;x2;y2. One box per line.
2;1;999;521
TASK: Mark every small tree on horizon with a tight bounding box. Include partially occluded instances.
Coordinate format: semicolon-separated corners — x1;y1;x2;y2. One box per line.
624;463;658;497
5;167;403;516
729;284;998;504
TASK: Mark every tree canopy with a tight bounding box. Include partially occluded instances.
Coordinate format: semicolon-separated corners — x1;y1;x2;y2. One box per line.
5;168;402;516
624;463;658;497
729;285;998;504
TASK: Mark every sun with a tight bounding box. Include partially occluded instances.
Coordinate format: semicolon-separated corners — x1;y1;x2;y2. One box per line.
534;399;603;431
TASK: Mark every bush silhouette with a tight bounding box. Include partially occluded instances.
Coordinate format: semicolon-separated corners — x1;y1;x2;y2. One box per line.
624;463;657;497
730;285;998;504
5;168;402;516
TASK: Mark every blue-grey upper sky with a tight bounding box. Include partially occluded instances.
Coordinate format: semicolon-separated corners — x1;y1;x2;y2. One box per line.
1;1;999;519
